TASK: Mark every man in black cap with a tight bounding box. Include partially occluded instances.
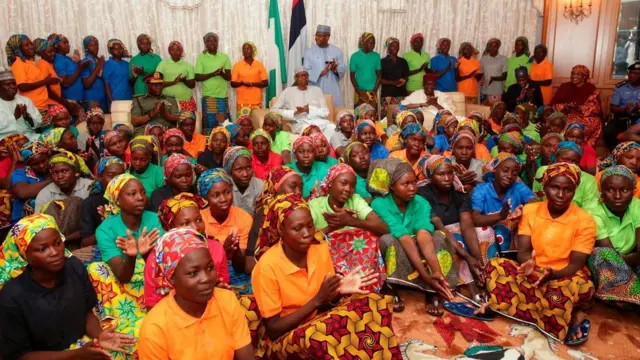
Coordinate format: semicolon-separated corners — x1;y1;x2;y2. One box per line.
130;72;179;136
605;62;640;149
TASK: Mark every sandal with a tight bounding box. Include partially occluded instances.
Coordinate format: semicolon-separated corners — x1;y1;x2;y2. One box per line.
392;295;405;313
443;301;494;321
425;293;444;317
566;319;591;346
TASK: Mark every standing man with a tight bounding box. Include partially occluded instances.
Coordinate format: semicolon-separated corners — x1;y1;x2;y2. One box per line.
303;25;346;107
403;33;430;95
605;62;640;149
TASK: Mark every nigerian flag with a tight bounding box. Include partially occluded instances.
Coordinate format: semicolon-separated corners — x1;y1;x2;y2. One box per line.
266;0;286;106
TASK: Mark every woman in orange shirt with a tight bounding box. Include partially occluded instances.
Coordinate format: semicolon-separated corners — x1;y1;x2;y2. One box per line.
529;45;553;105
33;38;67;109
178;111;207;158
456;42;481;103
389;123;428;176
483;163;596;345
251;193;401;359
230;42;268;117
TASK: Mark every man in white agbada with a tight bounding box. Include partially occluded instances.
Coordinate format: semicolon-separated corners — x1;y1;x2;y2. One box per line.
400;73;456;130
0;69;42;141
271;66;336;138
303;24;346;106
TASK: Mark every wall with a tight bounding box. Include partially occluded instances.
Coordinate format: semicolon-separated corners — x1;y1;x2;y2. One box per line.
543;0;623;115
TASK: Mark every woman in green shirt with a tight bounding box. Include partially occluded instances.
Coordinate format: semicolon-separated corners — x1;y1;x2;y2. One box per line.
159;129;197;166
350;32;381;108
368;158;455;316
261;112;292;164
129;136;164;198
341;141;372;202
287;136;329;199
588;166;640;307
505;36;531;90
129;34;162;96
196;32;232;134
156;41;196;111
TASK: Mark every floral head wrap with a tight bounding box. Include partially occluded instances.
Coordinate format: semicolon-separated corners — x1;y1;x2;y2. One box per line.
82;35;98;55
254;167;300;211
20;140;48;164
222;146;252;174
197;168;233;198
49;150;92;176
483;152;520;174
158;193;208;231
104;173;138;217
599;141;640;170
85;106;105;121
162;128;186;147
242;41;257;57
309;132;329;148
144;124;166;137
396;123;425;150
250;128;273;145
301;125;321;137
571;65;590;81
420;154;465;192
457;118;482;137
355;120;377;137
33;38;50;54
600;165;637;188
96;156;125;177
498;131;524;153
384;37;400;53
163;153;193;179
354;103;375;120
451;130;476;147
314;163;355;198
0;134;28;155
538;162;581;187
107;39;131;58
168;40;184;57
436;114;458;135
396;111;416;129
225;124;240;145
153;228;208;295
367;158;414;196
410;33;424;44
467;110;485;122
292;136;314;155
48;33;66;48
177;111;196;125
47;104;70;125
5;34;28;65
130;135;160;163
358;32;375;49
263;112;283;131
208;126;231;150
39;128;68;150
336;111;355;132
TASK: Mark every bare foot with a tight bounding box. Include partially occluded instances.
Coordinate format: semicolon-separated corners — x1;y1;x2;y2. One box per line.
474;302;491;315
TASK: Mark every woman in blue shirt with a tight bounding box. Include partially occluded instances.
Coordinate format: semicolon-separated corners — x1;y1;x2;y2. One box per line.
81;36;108;112
430;38;457;92
356;120;389;161
103;39;133;103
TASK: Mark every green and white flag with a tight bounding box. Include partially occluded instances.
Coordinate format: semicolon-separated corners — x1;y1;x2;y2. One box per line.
266;0;287;106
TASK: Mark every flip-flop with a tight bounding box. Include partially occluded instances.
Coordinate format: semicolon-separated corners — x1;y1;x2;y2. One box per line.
443;301;495;321
392;296;405;313
565;319;591;346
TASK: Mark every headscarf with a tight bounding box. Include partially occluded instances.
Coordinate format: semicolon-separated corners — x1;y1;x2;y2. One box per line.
0;214;65;288
367;158;414;196
355;120;377;138
162;128;186;147
222;146;252;174
130;135;160;163
102;130;121;151
83;35;98;56
263;112;283;131
47;104;69;124
483;38;501;56
410;33;424;44
538;162;581;187
513;36;530;57
202;32;219;54
113;124;133;139
177;111;196;125
208;126;231;150
0;134;28;154
49;150;92;176
336;111;354;132
436;114;458;135
552;141;583;163
540;132;563;144
104;173;137;217
358;32;375;49
163;153;193;179
467;110;486;122
501;123;523;134
354;103;375;120
197;168;233;198
158;193;208;231
458;42;479;58
254;167;300;211
436;38;451;55
292;136;314;156
564;122;585;135
20;140;48;164
107;39;131;58
457;118;482;137
225;124;240;145
600;165;637;188
483;152;520;174
599;141;640;170
93;156;125;194
301;125;321;137
144;123;166;136
250;128;273;145
420;154;465;192
396;111;416;129
396;123;425;150
33;38;50;54
242;41;257;57
498;131;524;153
490;101;506;116
85;106;105;121
48;33;66;48
309;132;329;148
137;33;153;53
571;65;590;81
340;141;368;164
315;163;355;198
451;130;476;148
384;37;400;53
168;40;184;57
5;34;28;65
152;228;208;295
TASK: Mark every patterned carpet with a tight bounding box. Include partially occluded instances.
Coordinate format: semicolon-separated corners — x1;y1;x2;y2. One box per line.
393;290;640;360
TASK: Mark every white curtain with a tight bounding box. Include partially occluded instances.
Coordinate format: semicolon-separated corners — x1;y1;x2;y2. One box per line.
1;0;538;114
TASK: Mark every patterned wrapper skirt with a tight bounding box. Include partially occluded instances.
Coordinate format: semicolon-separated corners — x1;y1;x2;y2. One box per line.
254;293;402;359
87;259;146;358
354;91;378;109
0;190;12;230
177;96;197;112
228;261;253;295
474;217;520;263
444;222;477;285
326;228;386;293
237;102;261;118
237;294;262;348
588;247;640;306
484;257;594;341
379;231;459;292
380;96;403;117
202;96;230;134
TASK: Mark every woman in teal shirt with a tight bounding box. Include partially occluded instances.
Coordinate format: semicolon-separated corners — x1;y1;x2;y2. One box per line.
129;34;162;96
350;32;381;107
368;158;455;316
129;136;165;197
505;36;531;90
287;136;329;199
341;141;372;202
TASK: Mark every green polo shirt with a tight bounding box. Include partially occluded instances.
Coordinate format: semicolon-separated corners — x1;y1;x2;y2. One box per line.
505;55;531;90
129;163;165;198
371;193;434;238
271;131;291;155
523;122;541;143
403;50;431;91
588;198;640;255
96;211;164;262
533;166;600;209
195;51;232;98
288;161;330;198
156;59;195;101
129;52;162;96
308;194;372;230
349;49;381;91
355;174;372;200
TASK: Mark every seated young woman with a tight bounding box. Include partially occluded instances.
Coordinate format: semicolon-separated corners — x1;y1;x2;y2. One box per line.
483;163;596;344
544;112;568;135
389;123;428;176
532;141;599;209
455;118;492;162
488;101;507;133
139;228;254;360
11;141;52;223
385;110;418;151
144;123;166;148
308;163;388;291
341;141;373;202
128;136;164;198
40;127;81;154
235;115;253;147
223;146;265;215
160;129;197;166
354;103;386;142
251;193;400;358
177;111;207;158
356;120;389;162
309;132;338;167
448;130;483;191
148;153;196;212
197;126;229;169
564;122;597;175
417;155;485;301
514;103;541;143
250;129;282;180
471;153;535;261
78;107;106;158
197;168;254;293
596;141;640;199
330;111;355;157
522;132;562;185
288;136;330;199
88;174;162;344
144;193;229;308
102;130;128;161
0;214;136;359
431;114;458;154
368;158;456;316
588;166;640;307
261;112;292;164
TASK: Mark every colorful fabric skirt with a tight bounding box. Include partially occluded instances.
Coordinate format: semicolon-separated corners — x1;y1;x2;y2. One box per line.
588;247;640;306
86;259;146;357
38;108;50;127
177;96;197;112
354;90;378;109
444;223;476;285
228;261;252;295
474;217;520;263
484;257;594;341
0;190;12;230
202;96;229;135
237;294;262;348
380;96;403;116
254;293;402;359
379;231;459;293
326;228;386;293
237;102;261;118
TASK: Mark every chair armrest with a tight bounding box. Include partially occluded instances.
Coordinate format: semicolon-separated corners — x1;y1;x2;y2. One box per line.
251;108;269;129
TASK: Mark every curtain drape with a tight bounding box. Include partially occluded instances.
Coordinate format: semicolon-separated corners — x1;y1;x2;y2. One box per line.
1;0;538;114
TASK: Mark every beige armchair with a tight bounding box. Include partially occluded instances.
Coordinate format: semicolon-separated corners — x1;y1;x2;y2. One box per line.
250;94;351;131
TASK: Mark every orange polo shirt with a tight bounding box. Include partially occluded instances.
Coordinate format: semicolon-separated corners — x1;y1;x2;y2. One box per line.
11;58;55;109
138;288;251;360
184;132;207;158
201;206;252;250
252;242;335;318
231;59;268;105
36;60;62;99
595;170;640;199
518;201;596;270
530;59;553;105
457;57;481;98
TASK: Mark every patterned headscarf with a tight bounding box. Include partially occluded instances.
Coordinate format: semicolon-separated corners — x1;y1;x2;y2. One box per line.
39;128;67;150
301;125;321;137
564;122;585;135
483;38;501;56
49;150;92;176
458;42;478;58
367;158;414;196
222;146;252;174
158;193;208;231
547;112;567;125
104;173;138;217
340;141;368;164
358;32;375;49
177;110;196;125
600;165;637;188
168;40;184;57
47;104;70;124
315;163;355;198
197;168;233;198
513;36;530;57
85;106;105;121
483;152;520;174
163;153;193;179
501;123;523;134
102;130;121;150
467;110;486;122
33;38;50;54
225;124;240;145
130;135;161;163
571;65;590;82
395;123;425;150
309;132;329;148
396;111;416;129
5;34;28;65
420;154;465;192
250;128;273;145
202;32;219;54
292;136;314;155
144;123;166;136
410;33;424;44
451;130;476;147
599;141;640;170
263;112;283;131
48;33;66;48
436;38;451;55
354;103;375;120
107;39;131;58
162;128;186;147
538;162;581;187
208;126;231;150
540;132;563;144
20;140;48;164
457;118;482;137
242;41;257;57
83;35;98;55
137;33;153;53
336;111;354;132
355;120;377;138
0;214;65;288
153;228;208;295
436;114;458;135
96;156;125;177
498;131;524;153
384;37;400;53
0;134;28;154
552;141;583;163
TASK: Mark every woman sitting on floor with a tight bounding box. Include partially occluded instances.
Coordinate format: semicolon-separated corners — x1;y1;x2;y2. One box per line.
288;136;330;199
341;141;373;202
10;141;52;223
161;129;197;165
250;129;282;180
102;130;127;161
449;130;483;191
596;141;640;198
261;112;292;164
128;136;164;198
356;119;389;162
139;228;254;359
564;122;597;175
148;153;196;212
588;165;640;307
145;124;166;148
310;131;338;167
488;101;507;133
330;111;355;157
455;118;493;162
385;110;418;152
178;111;207;158
368;158;456;316
0;214;136;359
308;163;388;292
251;193;401;359
483;162;596;344
223;146;265;215
197;126;229;170
389;123;428;176
431;113;458;154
